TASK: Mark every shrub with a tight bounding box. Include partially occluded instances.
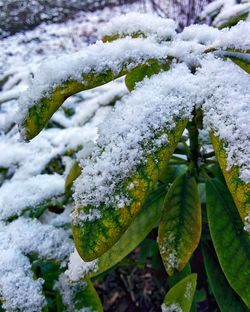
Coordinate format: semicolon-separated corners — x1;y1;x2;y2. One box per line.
1;12;250;311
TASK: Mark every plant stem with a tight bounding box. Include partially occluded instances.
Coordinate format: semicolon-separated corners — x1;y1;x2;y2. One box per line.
187;109;200;178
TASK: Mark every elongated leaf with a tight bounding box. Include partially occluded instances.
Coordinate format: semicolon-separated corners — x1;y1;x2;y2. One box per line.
91;184;166;277
158;173;201;275
125;59;170;91
206;178;250;307
210;133;250;231
203;244;248;312
20;39;169;140
162;274;197;312
73;119;188;261
215;50;250;74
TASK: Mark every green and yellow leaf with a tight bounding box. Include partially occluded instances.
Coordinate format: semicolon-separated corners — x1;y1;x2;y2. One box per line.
90;184;166;277
210;133;250;231
206;178;250;307
162;273;197;312
158;173;201;276
73;119;188;261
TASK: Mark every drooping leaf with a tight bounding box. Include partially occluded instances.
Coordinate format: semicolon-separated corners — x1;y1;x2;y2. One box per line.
203;244;248;312
162;273;197;312
215;50;250;74
73;119;188;261
125;59;170;91
210;132;250;231
20;38;169;141
206;178;250;307
158;173;201;275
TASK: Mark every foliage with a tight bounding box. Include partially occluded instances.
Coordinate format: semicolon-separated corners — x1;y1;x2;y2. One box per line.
0;7;250;312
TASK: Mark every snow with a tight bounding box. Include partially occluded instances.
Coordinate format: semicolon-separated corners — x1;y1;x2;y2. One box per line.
179;24;220;45
99;12;177;40
0;249;45;312
0;218;73;311
213;3;250;27
54;273;88;311
213;21;250;50
161;303;183;312
0;174;64;220
66;249;98;282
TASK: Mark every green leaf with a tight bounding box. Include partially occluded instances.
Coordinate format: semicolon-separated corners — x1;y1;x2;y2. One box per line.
210;132;250;232
162;273;197;312
73;119;188;261
158;173;201;275
203;244;248;312
125;59;170;91
215;50;250;73
206;178;250;307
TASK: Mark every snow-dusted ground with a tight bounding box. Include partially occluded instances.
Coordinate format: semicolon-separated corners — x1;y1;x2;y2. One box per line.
0;1;250;311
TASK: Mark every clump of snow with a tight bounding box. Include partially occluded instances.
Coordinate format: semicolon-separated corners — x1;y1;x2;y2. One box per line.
0;174;64;220
99;12;177;40
0;218;73;311
213;21;250;50
54;273;88;312
0;249;45;312
244;214;250;232
179;24;220;45
161;303;183;312
66;249;98;282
